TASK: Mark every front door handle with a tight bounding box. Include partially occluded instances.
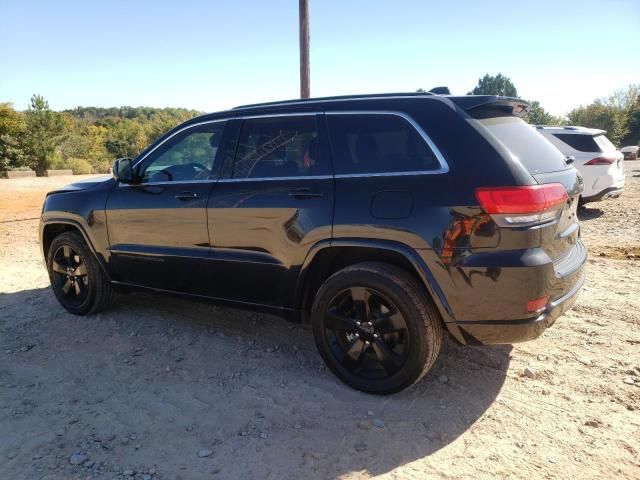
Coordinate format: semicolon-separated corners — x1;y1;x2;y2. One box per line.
288;188;323;199
175;191;200;200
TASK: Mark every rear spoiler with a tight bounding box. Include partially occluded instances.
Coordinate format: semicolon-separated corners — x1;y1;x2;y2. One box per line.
449;96;530;118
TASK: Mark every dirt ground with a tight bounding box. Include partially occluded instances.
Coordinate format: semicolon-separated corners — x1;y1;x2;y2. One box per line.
1;165;639;480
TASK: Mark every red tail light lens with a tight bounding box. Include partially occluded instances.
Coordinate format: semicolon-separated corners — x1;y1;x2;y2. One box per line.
476;184;568;214
585;155;616;165
526;296;549;313
476;184;568;227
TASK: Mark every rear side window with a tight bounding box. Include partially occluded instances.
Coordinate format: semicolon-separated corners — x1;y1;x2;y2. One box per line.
479;116;568;174
232;115;329;179
326;114;441;175
593;134;616;152
552;133;600;152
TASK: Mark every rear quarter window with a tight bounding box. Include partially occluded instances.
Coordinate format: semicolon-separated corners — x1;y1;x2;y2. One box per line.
479;116;569;174
326;113;441;175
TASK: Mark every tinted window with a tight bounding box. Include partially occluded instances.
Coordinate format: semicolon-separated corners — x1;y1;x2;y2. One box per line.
594;134;616;152
479;116;568;174
552;133;600;152
327;114;440;175
141;122;225;183
232;116;327;178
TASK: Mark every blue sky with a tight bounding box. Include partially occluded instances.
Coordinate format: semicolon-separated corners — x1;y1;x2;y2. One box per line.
1;0;639;116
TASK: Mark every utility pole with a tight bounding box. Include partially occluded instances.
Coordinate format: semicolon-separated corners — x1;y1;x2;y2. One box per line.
299;0;310;98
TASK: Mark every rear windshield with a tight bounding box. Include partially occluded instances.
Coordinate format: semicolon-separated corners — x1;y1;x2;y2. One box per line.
478;116;568;174
552;133;615;153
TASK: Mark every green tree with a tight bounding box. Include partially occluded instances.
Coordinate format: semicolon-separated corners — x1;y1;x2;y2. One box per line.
0;103;27;172
526;101;562;125
468;73;518;97
24;94;65;174
104;118;148;158
567;101;626;146
622;96;640;146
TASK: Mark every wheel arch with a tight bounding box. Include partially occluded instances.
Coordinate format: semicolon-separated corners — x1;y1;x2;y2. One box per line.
294;239;454;325
41;219;111;281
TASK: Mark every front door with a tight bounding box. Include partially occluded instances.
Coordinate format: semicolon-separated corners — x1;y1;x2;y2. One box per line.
105;121;227;294
206;113;334;308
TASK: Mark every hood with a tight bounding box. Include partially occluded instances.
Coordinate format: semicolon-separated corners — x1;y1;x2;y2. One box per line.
47;175;113;195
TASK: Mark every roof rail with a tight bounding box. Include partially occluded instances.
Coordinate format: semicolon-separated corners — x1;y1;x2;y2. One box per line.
233;92;435;110
534;125;579;130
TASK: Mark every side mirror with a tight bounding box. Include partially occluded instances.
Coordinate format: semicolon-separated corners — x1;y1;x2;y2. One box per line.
112;157;134;183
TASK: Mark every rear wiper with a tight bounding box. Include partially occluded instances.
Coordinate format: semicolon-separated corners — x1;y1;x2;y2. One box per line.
565;155;575;165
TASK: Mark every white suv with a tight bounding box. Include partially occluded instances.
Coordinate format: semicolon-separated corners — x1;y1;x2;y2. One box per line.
535;126;625;204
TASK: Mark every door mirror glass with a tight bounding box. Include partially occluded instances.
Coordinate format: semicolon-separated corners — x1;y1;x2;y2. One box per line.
113;157;134;183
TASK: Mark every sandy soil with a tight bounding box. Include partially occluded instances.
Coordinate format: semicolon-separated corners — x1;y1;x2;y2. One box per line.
1;166;639;480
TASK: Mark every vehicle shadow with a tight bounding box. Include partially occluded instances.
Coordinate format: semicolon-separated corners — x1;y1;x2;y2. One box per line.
578;206;604;221
0;287;511;479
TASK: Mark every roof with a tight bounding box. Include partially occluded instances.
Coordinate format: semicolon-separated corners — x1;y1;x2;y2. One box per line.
534;125;606;135
174;93;531;131
233;92;436;110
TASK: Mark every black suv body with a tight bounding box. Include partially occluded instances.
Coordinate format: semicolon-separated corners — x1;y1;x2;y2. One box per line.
40;93;586;393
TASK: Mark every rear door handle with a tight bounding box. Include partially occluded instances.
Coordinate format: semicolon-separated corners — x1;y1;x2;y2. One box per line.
174;191;200;200
288;188;323;199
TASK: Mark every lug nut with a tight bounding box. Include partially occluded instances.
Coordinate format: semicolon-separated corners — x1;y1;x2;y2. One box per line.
367;322;373;326
373;333;378;338
365;341;370;345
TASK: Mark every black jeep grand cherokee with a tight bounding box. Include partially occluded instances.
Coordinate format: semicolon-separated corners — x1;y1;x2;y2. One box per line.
40;93;586;394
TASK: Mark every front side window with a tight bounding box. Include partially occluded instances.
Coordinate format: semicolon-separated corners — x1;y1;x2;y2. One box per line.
140;122;226;183
232;116;328;179
326;114;440;175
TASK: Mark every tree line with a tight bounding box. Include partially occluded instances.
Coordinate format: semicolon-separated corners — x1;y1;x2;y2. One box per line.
2;75;639;175
464;74;639;146
0;95;200;175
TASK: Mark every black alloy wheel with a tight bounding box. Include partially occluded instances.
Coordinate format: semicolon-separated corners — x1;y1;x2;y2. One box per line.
324;286;409;379
47;231;115;315
311;262;442;394
51;245;90;307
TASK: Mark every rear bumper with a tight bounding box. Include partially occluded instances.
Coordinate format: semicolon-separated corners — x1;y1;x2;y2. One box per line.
451;274;584;345
582;186;624;203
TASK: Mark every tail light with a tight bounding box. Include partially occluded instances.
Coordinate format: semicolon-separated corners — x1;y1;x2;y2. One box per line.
475;183;568;227
585;154;616;165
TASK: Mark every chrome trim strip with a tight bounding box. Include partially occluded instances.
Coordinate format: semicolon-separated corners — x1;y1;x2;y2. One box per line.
218;175;332;183
238;112;320;120
118;179;217;188
128;110;449;185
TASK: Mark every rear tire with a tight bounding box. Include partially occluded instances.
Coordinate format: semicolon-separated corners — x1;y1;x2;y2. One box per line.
46;231;114;315
311;262;442;394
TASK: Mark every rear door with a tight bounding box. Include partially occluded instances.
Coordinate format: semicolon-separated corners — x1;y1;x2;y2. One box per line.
205;113;334;307
106;121;227;294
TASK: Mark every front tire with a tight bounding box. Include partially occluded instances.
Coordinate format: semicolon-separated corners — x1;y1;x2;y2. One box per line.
311;262;442;394
46;231;114;315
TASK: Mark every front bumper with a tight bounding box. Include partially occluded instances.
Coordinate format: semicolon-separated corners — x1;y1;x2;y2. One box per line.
449;274;584;345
